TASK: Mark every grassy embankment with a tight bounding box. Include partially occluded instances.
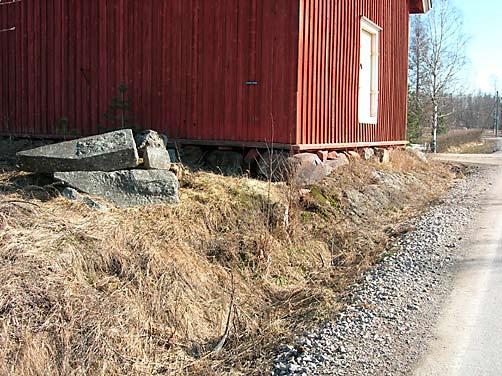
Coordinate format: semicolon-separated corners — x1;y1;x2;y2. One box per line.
0;147;461;375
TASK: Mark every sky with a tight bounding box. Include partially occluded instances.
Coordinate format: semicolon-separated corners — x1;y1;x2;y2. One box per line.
455;0;502;93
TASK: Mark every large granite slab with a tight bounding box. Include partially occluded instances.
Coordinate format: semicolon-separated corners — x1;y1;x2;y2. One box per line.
16;129;139;173
54;169;179;207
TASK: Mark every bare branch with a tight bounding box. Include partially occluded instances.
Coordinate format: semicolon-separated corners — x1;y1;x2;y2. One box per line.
0;0;21;5
408;0;469;151
0;0;20;32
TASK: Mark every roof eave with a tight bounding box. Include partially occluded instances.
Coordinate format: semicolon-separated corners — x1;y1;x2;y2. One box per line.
422;0;432;13
409;0;432;14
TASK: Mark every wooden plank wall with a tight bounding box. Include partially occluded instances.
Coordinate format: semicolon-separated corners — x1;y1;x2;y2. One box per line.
1;0;411;149
296;0;410;147
0;0;299;145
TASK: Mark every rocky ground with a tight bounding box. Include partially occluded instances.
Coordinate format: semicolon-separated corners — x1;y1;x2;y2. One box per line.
273;165;497;376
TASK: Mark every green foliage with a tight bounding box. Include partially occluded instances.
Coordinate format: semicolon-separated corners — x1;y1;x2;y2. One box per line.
407;92;425;143
407;110;422;143
98;84;141;134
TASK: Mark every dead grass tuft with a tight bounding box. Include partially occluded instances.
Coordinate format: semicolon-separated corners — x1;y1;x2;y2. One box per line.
436;129;484;152
446;140;496;154
0;149;458;375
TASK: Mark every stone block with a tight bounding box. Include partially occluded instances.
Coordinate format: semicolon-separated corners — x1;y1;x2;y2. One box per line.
375;148;390;164
325;155;350;174
293;153;322;166
346;151;361;160
143;146;171;170
363;148;375;160
408;148;427;162
317;150;329;162
17;129;139;173
134;130;167;157
54;169;179;207
292;163;331;186
288;153;326;186
61;187;80;201
327;151;339;160
61;187;106;211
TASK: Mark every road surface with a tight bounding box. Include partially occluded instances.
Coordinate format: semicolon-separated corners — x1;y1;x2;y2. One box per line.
414;155;502;375
432;151;502;165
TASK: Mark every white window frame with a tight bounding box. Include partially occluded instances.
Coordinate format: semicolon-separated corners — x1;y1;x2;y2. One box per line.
358;16;381;125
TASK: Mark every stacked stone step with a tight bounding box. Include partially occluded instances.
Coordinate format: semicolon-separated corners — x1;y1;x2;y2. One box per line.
16;129;179;207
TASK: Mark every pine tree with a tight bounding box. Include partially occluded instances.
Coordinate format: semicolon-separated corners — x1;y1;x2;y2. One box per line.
98;84;140;133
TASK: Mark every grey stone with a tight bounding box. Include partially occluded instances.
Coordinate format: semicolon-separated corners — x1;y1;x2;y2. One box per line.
81;197;107;211
54;169;179;207
363;148;375;160
60;187;107;211
292;163;331;187
61;187;80;200
17;129;139;173
375;148;390;164
161;134;169;148
257;151;292;182
289;153;327;186
180;145;205;169
325;155;349;174
293;153;322;166
408;148;427;162
258;152;329;185
206;150;243;176
135;130;167;157
346;150;361;160
143;146;171;170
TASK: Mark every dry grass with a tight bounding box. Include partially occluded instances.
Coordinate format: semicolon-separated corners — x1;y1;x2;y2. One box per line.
436;129;484;153
0;149;458;375
446;140;496;154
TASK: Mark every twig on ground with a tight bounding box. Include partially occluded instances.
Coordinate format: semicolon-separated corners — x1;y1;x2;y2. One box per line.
0;199;40;208
213;271;235;354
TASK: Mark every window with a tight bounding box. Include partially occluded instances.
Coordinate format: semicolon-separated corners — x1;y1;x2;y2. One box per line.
358;17;381;124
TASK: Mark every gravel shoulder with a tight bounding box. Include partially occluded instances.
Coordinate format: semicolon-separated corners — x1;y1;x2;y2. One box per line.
273;165;498;375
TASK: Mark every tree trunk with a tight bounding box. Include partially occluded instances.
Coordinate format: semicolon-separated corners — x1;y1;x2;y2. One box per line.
432;102;439;153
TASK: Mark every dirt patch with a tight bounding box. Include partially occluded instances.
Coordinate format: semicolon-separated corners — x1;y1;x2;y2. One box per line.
0;148;459;375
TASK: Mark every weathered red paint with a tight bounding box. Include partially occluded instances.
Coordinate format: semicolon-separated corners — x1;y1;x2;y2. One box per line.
296;0;412;149
0;1;425;151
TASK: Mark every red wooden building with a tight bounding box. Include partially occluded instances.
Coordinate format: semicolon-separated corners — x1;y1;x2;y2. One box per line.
0;0;430;151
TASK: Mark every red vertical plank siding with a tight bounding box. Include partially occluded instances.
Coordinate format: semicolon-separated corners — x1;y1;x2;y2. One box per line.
1;0;409;150
296;0;410;147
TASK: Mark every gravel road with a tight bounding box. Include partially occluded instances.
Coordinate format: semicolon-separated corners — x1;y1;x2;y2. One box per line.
272;165;498;375
433;151;502;165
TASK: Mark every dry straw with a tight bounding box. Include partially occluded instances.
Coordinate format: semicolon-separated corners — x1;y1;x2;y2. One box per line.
0;149;456;375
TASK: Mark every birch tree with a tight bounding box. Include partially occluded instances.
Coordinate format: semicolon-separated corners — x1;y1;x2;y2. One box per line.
422;0;468;152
